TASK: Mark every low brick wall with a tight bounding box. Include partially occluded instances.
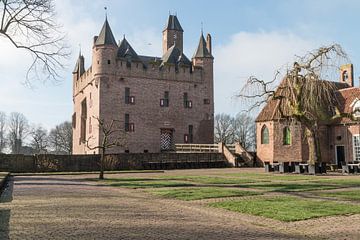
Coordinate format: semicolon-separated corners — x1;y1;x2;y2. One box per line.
0;153;227;173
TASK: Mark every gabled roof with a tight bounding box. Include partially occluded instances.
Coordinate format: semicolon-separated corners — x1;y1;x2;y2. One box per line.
161;45;191;66
95;18;117;46
117;37;141;62
193;34;213;59
164;15;183;32
256;78;350;122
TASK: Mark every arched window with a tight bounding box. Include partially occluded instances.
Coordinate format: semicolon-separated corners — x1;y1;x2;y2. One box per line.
283;127;291;145
261;125;269;144
342;70;349;82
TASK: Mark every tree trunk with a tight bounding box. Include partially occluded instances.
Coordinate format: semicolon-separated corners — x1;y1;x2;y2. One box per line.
99;148;105;180
306;127;322;165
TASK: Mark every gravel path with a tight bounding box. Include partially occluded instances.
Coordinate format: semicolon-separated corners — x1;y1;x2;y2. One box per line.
0;169;358;239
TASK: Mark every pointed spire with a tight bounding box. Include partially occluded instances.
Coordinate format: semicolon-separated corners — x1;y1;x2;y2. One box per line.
73;52;85;75
164;14;183;32
95;17;117;46
193;33;213;59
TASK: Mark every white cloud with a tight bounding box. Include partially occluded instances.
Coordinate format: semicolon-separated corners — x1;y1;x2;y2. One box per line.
213;31;319;116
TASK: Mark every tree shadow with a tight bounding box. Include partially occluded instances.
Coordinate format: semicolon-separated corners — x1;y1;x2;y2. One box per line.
0;178;12;240
0;178;13;203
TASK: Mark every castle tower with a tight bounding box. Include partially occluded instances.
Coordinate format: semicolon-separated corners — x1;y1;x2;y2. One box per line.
192;32;214;143
162;15;183;55
92;17;118;77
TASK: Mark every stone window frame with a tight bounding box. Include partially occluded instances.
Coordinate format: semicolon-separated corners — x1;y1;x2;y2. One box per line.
283;126;291;145
261;125;269;144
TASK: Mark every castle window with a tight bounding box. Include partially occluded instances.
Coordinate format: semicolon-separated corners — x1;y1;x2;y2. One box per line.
89;93;93;108
183;93;193;108
160;91;169;107
80;98;87;143
261;125;269;144
108;60;111;64
204;99;210;105
283;127;291;145
72;113;76;129
125;87;135;104
89;117;92;134
125;114;135;132
189;125;193;143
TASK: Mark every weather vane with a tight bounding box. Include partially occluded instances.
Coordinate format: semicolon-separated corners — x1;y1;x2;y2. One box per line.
104;6;107;18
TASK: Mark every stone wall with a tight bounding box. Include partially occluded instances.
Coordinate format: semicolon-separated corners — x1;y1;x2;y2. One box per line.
0;153;227;173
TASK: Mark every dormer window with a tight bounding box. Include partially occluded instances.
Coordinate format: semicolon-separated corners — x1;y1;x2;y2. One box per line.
350;99;360;118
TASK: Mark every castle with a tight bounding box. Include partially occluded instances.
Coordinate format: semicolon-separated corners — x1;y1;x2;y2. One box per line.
72;15;214;154
256;64;360;167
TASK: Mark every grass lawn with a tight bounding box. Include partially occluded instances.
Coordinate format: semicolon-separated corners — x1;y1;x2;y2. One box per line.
159;175;261;185
210;196;360;222
151;187;261;201
318;190;360;201
227;172;320;181
243;182;342;192
312;178;360;187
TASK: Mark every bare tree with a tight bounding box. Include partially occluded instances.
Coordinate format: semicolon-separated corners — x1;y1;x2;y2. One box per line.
233;113;256;151
30;125;48;153
48;121;72;154
214;113;235;144
0;111;6;153
8;112;29;153
238;44;349;165
0;0;69;83
86;117;126;179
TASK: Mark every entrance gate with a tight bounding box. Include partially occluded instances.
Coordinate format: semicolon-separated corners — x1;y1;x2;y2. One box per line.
160;129;173;151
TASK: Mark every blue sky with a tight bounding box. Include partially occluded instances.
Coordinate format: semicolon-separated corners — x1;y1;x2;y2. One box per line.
1;0;360;129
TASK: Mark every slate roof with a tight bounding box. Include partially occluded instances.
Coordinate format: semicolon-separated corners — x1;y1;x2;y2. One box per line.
256;78;351;122
72;54;85;74
95;18;117;46
117;37;141;62
161;45;191;66
193;34;213;59
164;15;183;32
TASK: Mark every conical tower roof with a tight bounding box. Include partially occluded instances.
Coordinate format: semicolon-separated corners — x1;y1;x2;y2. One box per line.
164;15;183;32
193;33;213;59
95;18;117;46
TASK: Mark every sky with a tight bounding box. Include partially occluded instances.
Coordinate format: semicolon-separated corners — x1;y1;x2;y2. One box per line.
1;0;360;130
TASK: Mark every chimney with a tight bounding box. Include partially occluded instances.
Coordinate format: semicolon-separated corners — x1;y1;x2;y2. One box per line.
206;33;212;55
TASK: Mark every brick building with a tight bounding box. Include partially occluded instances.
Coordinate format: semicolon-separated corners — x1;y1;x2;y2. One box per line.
256;64;360;166
72;15;214;154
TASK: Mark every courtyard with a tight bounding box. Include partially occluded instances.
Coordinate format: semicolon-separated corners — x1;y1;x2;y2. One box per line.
0;168;359;239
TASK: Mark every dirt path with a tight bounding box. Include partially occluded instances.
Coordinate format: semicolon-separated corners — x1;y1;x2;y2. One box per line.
0;169;359;239
0;174;300;240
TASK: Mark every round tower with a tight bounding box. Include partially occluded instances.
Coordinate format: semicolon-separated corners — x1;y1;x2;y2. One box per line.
92;17;118;77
